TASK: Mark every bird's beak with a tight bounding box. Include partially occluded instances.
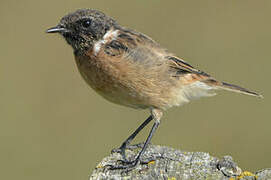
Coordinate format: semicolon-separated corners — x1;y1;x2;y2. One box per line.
46;25;70;33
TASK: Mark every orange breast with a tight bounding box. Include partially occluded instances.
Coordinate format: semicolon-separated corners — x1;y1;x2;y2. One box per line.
74;51;182;110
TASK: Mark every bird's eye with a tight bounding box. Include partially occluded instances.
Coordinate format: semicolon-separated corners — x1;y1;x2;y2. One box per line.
82;19;91;28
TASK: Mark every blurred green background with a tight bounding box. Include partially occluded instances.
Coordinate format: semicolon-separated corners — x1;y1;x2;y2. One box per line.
0;0;270;179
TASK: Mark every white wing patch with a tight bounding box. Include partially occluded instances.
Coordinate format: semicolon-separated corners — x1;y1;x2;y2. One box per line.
93;29;119;56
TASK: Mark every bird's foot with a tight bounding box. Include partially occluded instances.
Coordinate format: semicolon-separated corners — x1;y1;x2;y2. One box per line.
108;159;140;170
111;143;145;162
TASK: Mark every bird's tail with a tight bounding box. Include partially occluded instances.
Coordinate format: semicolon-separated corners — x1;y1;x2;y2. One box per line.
203;79;263;98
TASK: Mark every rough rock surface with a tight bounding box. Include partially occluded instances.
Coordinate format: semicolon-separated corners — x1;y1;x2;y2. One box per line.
89;144;270;180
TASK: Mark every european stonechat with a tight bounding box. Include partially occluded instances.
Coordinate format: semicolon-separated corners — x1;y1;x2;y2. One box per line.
46;9;262;169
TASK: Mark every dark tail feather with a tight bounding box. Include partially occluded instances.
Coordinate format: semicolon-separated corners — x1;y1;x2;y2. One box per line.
204;79;263;98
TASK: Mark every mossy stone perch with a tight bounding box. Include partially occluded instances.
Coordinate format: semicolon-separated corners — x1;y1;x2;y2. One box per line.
89;144;271;180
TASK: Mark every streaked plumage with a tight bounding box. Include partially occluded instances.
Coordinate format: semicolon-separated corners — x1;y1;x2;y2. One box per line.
46;9;262;169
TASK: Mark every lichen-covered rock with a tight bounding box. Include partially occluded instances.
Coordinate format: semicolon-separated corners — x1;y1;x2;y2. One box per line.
89;145;269;180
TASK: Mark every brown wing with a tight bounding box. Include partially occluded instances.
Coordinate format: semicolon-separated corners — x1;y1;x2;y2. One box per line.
101;27;166;61
98;28;262;98
102;28;212;81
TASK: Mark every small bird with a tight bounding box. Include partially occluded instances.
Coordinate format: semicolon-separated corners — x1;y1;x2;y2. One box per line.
46;9;262;169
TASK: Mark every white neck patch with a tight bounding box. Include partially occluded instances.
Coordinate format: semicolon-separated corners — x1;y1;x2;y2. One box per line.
93;29;119;56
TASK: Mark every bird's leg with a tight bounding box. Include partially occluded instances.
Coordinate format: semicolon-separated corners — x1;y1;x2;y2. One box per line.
110;109;162;170
112;115;153;162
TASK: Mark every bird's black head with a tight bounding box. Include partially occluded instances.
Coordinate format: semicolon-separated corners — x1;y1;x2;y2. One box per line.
46;9;118;54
